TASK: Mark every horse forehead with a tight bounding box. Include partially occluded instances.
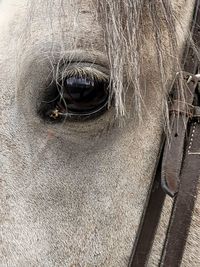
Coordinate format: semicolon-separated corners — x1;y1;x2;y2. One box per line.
0;0;192;43
0;0;105;55
0;0;96;19
0;0;189;20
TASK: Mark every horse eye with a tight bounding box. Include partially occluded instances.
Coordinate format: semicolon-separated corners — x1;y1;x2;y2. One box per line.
38;76;109;122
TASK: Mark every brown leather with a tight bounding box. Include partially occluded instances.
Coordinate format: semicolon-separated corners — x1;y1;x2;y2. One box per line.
161;73;199;197
160;118;200;266
130;80;200;267
169;100;194;118
129;144;166;267
194;106;200;117
161;0;200;197
129;1;200;266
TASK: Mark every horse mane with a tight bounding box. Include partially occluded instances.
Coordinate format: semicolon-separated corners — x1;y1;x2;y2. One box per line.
97;0;199;125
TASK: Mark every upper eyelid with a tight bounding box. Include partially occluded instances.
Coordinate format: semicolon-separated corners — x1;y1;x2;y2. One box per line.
62;66;109;82
52;61;109;83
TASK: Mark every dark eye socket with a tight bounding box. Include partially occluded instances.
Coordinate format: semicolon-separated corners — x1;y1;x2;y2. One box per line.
38;75;109;122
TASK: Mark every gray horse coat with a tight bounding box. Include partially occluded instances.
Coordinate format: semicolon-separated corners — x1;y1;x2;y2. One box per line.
0;0;199;266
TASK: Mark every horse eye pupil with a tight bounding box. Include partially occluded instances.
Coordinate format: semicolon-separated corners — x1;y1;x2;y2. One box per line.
65;77;95;102
63;77;109;113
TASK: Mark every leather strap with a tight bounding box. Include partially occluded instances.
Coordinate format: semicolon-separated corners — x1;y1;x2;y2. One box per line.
160;116;200;266
161;73;199;197
161;0;200;196
128;145;166;267
129;1;200;266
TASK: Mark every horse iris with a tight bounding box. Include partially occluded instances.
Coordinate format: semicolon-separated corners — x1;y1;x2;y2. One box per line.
63;77;109;113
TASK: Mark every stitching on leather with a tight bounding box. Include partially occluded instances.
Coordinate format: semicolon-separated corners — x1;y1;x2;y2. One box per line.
188;122;197;153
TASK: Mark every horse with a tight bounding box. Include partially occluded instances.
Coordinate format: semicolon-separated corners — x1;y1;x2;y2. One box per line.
0;0;199;266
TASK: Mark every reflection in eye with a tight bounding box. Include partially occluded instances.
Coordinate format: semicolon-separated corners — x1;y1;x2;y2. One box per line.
38;75;110;122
